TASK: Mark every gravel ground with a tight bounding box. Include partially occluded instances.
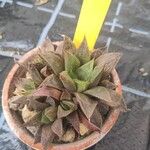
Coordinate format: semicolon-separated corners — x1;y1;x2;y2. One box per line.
0;0;150;150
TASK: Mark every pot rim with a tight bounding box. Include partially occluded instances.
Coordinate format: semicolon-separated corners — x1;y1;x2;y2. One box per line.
2;46;121;150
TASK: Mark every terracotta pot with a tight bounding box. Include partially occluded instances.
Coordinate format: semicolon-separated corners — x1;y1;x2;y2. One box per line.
2;45;122;150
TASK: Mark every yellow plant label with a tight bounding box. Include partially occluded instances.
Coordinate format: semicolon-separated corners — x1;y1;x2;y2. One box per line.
73;0;112;51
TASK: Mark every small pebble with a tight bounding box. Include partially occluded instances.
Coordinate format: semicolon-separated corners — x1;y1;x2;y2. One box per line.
35;0;49;5
142;72;148;77
139;68;145;73
0;34;3;40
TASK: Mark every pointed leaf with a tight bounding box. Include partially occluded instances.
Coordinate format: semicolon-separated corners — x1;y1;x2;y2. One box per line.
89;65;103;86
62;36;76;53
59;71;76;92
40;74;63;90
98;102;110;116
60;100;77;111
9;96;27;110
76;59;94;81
39;49;64;75
75;93;98;119
34;125;42;144
67;111;80;133
40;66;52;77
74;79;89;92
109;90;128;110
60;90;72;101
79;123;89;136
46;97;56;107
51;119;64;138
84;86;123;107
91;48;104;59
33;86;61;100
39;38;54;52
57;105;74;118
27;64;43;86
79;112;100;131
44;106;57;122
61;128;76;142
101;80;117;90
23;112;42;127
27;98;49;111
95;52;122;74
90;107;103;129
64;51;80;78
41;113;51;124
76;38;90;64
14;78;35;96
22;105;39;123
41;125;55;150
84;86;111;103
55;41;64;55
31;55;46;67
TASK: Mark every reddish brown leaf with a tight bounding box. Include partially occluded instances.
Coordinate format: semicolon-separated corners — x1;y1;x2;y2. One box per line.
33;86;62;100
55;41;64;55
84;86;123;107
34;125;42;144
62;36;76;54
98;102;110;116
90;107;103;129
60;100;77;111
84;86;111;103
79;112;100;131
27;98;49;111
66;111;80;133
75;93;98;119
40;66;52;77
109;90;128;111
9;96;27;110
95;52;122;74
9;96;27;104
51;119;64;138
41;125;55;150
59;71;76;92
46;97;56;107
40;74;63;90
27;63;43;86
39;49;64;75
60;90;72;101
39;38;54;52
57;105;75;119
101;80;117;90
91;48;104;59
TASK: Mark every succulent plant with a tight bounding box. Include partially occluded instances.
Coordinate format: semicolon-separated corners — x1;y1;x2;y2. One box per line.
9;36;127;150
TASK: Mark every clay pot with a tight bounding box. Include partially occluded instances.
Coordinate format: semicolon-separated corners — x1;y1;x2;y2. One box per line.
2;45;121;150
